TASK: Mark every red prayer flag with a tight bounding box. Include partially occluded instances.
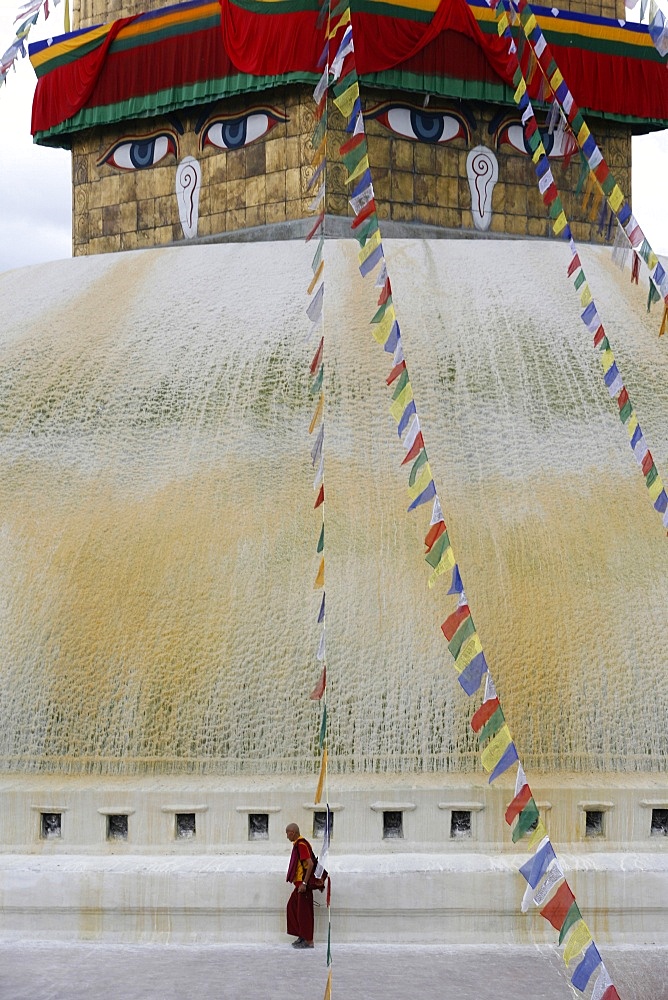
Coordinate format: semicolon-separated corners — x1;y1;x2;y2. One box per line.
525;118;538;138
542;183;558;205
351;199;377;229
471;696;500;733
315;92;327;122
594;160;609;184
601;988;621;1000
593;326;605;347
504;782;532;825
641;450;654;476
306;211;325;242
310;665;326;700
310;337;324;375
377;279;392;306
314;484;325;508
441;605;470;641
340;132;366;156
567;254;581;277
402;432;425;466
386;360;406;386
617;387;629;410
540;880;575;931
424;518;446;551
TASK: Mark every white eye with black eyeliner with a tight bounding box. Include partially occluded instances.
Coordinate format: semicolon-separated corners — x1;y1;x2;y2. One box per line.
101;133;177;170
202;109;287;151
367;104;469;145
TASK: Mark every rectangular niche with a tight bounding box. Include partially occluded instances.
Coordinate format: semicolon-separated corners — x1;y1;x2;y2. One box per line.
313;811;333;839
248;813;269;840
383;811;403;839
651;808;668;837
40;813;61;839
176;813;196;839
585;810;604;838
107;814;129;841
450;810;471;839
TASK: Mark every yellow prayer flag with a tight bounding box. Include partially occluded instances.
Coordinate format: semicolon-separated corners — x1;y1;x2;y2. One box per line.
608;184;624;213
552;211;568;236
323;969;333;1000
660;305;668;338
599;348;615;372
314;557;325;589
328;6;350;37
481;724;512;772
314;747;328;804
310;136;326;171
648;252;658;270
550;68;564;90
524;12;537;32
333;82;360;120
309;393;324;434
64;0;71;32
563;921;592;966
307;260;325;295
531;147;542;165
428;547;456;588
454;633;483;675
372;305;396;345
358;228;382;264
580;285;592;308
527;819;548;849
389;382;414;424
577;123;590;146
407;462;433;501
648;475;664;503
514;79;527;102
626;412;638;438
346;153;369;186
497;12;510;34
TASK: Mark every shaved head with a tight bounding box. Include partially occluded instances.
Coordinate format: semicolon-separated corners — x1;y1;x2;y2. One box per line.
286;823;300;841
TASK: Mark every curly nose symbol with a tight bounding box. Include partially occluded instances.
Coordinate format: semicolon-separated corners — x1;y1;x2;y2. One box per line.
466;146;499;232
175;156;201;239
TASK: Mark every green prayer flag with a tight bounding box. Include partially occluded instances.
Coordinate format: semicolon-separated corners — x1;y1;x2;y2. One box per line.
647;281;661;311
392;368;410;399
425;530;450;569
317;523;324;554
558;902;582;945
646;464;658;488
619;400;632;423
371;298;392;324
574;271;586;290
310;365;324;396
511;799;540;842
319;705;327;749
408;449;428;487
478;705;506;743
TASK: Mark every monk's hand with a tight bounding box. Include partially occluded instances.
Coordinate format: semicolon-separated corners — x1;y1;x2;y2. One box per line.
298;883;307;894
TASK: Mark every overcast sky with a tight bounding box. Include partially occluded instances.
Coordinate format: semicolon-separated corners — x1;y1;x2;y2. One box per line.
0;0;666;276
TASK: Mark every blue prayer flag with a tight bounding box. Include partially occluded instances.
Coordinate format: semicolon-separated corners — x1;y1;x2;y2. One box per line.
407;479;436;511
488;742;519;783
519;839;556;888
447;565;463;595
458;651;487;696
571;943;602;992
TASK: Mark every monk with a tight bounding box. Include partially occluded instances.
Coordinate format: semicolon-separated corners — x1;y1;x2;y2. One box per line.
285;822;315;949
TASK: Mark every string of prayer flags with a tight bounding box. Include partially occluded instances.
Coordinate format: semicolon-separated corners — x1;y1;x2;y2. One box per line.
496;0;668;534
504;0;668;322
1;0;59;86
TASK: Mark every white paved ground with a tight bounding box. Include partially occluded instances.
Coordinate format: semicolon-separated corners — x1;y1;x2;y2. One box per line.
0;943;665;1000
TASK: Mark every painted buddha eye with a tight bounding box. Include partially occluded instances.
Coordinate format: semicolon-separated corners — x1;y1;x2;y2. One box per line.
100;133;177;171
201;109;287;151
366;104;469;144
495;119;570;159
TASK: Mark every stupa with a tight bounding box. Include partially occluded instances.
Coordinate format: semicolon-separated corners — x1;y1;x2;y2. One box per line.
0;0;666;949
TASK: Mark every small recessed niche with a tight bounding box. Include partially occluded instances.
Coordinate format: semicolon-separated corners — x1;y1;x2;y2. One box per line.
107;814;128;841
383;810;403;839
313;811;333;839
450;810;471;839
651;808;668;837
176;813;196;839
41;813;61;839
585;810;604;838
248;813;269;840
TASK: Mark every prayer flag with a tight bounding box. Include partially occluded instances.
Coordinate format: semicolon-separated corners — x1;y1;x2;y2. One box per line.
471;697;500;734
511;797;539;840
388;360;407;387
397;400;416;438
317;593;325;623
333;82;360;119
591;967;614;1000
314;747;328;803
408;449;429;488
323;968;332;1000
403;431;425;466
505;782;532;824
359;244;384;277
408;479;436;512
309;394;324;435
307;284;325;325
310;665;326;700
390;382;414;425
560;901;583;947
481;725;513;774
427;547;455;587
540;880;576;931
424;519;445;551
488;742;518;783
478;705;505;743
307;260;324;296
319;705;327;747
314;558;325;589
563;918;592;962
448;565;463;595
314;484;324;508
442;604;471;641
519;837;557;887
